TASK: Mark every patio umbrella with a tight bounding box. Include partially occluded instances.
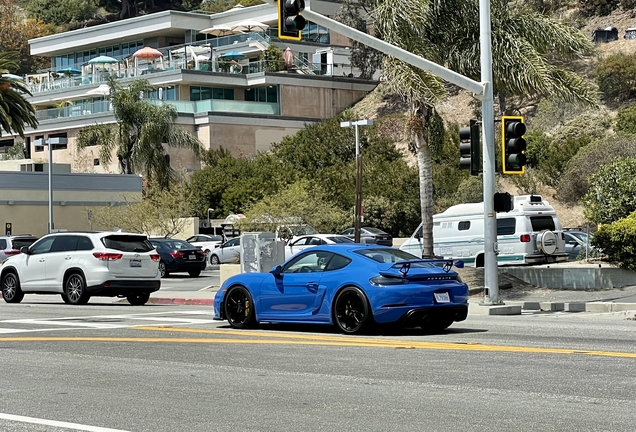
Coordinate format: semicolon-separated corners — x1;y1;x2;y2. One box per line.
200;24;242;37
2;73;24;81
132;47;163;60
230;19;270;33
86;84;110;96
219;51;246;60
88;55;119;64
57;67;81;75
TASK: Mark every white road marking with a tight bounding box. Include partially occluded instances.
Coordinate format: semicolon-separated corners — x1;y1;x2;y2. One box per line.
0;413;130;431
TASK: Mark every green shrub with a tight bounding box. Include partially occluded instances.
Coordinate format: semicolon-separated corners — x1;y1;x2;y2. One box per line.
583;157;636;224
614;105;636;135
578;0;619;17
596;53;636;101
557;135;636;203
592;212;636;270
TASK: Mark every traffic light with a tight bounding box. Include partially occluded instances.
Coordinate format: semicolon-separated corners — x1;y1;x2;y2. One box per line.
459;119;480;176
278;0;306;41
502;115;527;175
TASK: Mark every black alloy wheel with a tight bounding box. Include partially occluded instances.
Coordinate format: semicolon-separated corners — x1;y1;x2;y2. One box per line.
127;292;151;306
224;286;256;329
2;272;24;303
65;273;90;305
333;287;371;334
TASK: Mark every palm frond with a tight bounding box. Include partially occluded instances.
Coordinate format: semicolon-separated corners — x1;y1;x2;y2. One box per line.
382;57;446;105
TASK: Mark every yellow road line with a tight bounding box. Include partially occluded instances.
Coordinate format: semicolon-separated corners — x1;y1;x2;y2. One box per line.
1;330;635;358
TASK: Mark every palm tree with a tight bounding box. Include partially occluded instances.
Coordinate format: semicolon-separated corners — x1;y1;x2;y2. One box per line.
77;77;202;188
373;0;597;257
0;52;38;138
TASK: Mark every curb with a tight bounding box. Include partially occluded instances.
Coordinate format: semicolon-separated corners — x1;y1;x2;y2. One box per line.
147;297;214;306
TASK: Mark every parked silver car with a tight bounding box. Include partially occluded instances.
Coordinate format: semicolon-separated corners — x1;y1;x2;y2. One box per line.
208;237;241;265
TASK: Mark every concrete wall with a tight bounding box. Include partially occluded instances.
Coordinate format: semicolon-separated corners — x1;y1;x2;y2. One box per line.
280;86;367;118
504;266;636;289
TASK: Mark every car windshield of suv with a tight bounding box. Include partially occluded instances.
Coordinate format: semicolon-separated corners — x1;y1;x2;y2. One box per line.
364;227;387;235
327;236;354;243
102;235;153;252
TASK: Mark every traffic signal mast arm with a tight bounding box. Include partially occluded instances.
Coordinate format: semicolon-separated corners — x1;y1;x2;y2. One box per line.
269;0;484;96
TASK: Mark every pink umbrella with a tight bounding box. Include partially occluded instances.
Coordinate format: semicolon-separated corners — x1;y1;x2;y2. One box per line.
132;47;163;60
283;47;294;67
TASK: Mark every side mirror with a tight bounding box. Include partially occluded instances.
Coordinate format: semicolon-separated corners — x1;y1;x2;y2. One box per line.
415;232;422;241
271;265;282;276
20;246;30;255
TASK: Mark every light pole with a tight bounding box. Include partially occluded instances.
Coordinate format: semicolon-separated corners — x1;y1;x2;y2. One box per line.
340;119;373;243
207;207;214;229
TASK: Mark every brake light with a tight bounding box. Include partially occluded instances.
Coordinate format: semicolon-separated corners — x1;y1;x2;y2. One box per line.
93;252;123;261
150;254;160;262
170;251;184;259
520;234;531;242
4;250;20;256
561;232;565;240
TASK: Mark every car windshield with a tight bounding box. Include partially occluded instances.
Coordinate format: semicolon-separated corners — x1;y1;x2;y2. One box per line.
364;227;387;235
569;232;589;243
327;236;354;244
206;235;223;241
164;240;195;250
102;235;153;252
355;248;423;264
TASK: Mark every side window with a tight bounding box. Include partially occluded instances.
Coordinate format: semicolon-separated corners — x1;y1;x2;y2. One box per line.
30;237;56;255
291;237;310;246
309;237;322;245
343;229;353;235
76;236;95;251
0;239;6;250
283;251;333;273
50;236;79;253
186;236;196;243
497;218;516;236
227;239;239;247
324;253;351;271
458;221;471;231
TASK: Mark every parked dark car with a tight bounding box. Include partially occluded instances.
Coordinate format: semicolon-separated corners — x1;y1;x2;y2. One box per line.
149;238;206;278
341;227;393;246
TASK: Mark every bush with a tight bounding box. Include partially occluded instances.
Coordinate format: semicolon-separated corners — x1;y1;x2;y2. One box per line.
596;53;636;102
583;157;636;224
578;0;619;17
557;135;636;203
26;0;98;26
592;212;636;270
614;105;636;135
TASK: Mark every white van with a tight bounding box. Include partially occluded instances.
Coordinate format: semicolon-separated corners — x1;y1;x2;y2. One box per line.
400;194;568;267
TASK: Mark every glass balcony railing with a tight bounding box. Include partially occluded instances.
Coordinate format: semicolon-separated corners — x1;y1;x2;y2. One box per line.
35;98;279;121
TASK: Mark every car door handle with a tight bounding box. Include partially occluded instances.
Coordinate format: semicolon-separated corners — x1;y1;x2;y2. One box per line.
65;256;72;260
39;258;45;262
306;283;318;292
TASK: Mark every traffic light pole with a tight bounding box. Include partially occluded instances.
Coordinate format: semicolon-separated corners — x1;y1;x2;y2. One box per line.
271;0;500;304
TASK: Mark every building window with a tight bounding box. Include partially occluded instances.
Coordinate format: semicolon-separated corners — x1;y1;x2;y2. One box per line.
301;22;330;44
190;86;234;101
49;132;67;150
34;135;44;152
0;139;13;154
244;86;278;103
93;158;100;166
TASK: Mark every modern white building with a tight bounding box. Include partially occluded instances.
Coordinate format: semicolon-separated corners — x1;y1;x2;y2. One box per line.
0;2;377;175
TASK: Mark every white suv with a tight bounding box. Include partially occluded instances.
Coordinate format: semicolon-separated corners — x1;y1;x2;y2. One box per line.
0;232;161;305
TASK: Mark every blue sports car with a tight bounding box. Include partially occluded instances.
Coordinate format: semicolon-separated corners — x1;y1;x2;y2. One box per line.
213;244;469;334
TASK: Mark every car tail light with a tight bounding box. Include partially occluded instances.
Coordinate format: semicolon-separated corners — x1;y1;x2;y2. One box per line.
370;276;409;286
561;232;565;240
93;252;123;261
4;250;20;256
170;251;184;259
520;234;531;243
150;254;160;262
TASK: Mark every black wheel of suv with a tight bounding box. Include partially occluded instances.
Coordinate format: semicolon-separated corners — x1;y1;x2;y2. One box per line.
158;261;168;278
127;292;150;306
61;293;72;304
188;270;201;277
64;273;90;305
224;286;256;329
333;287;371;334
210;255;220;265
2;272;24;304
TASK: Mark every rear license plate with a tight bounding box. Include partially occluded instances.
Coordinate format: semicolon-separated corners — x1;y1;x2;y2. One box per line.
434;292;450;303
189;255;196;260
130;259;142;267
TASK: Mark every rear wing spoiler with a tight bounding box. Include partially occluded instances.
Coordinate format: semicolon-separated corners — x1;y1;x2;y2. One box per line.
379;259;464;278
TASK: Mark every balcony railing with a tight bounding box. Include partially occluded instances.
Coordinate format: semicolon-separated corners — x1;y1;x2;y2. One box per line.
34;98;279;121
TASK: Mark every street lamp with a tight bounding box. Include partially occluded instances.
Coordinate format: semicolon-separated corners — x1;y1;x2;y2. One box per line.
340;119;373;243
207;208;214;228
35;138;55;233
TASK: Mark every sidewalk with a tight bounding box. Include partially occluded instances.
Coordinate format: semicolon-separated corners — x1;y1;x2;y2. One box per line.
147;288;218;306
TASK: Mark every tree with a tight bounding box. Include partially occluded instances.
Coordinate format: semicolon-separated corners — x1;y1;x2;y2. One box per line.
0;52;38;138
373;0;597;257
77;78;202;188
26;0;98;27
583;157;636;225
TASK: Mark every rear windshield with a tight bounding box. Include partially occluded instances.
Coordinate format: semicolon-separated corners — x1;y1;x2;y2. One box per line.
11;237;38;250
364;227;386;235
530;216;556;232
327;236;354;244
161;240;196;250
102;235;153;252
354;248;420;263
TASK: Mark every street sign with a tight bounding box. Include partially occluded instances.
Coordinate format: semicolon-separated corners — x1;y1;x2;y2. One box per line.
5;222;12;236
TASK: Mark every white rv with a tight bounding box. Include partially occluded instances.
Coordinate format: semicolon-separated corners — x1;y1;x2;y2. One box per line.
400;194;568;267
